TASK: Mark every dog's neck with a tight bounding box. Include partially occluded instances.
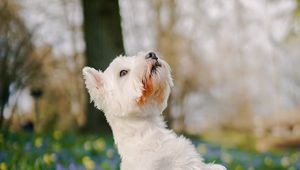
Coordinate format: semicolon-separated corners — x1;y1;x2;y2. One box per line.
105;112;167;156
106;113;166;142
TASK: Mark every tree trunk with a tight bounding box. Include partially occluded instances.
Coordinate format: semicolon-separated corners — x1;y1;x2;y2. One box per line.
0;84;9;128
81;0;124;132
0;51;10;128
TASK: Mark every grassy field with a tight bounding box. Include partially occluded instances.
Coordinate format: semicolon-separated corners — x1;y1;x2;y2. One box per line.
0;130;299;170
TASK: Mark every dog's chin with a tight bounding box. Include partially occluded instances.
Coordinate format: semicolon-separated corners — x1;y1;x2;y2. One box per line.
137;60;166;106
150;61;161;76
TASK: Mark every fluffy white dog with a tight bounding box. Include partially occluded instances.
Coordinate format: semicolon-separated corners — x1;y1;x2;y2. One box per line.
82;52;226;170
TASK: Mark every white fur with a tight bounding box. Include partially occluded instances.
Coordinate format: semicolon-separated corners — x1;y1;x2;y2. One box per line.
82;52;226;170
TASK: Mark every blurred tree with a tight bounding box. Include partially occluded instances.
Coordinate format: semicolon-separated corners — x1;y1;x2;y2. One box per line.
81;0;124;132
0;1;45;128
295;0;300;16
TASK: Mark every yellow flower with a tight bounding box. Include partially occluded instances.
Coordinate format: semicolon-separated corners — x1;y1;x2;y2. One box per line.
82;156;95;170
0;162;7;170
101;160;110;169
43;153;55;165
35;137;43;148
197;144;206;154
53;143;61;152
106;148;114;158
290;153;299;163
264;156;272;166
281;156;289;167
234;165;243;170
93;138;106;152
53;130;62;140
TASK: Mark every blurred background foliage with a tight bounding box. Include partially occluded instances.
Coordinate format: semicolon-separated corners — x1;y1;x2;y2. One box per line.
1;0;300;169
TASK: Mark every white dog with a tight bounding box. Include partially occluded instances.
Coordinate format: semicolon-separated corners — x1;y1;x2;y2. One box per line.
82;52;226;170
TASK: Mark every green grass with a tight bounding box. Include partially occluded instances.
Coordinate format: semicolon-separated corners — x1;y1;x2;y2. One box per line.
0;130;299;170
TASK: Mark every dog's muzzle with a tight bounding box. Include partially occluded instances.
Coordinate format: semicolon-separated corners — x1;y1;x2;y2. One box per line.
145;52;161;74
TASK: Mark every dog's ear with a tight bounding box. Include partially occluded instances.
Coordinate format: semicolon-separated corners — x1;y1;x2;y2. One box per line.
82;67;105;109
82;67;103;89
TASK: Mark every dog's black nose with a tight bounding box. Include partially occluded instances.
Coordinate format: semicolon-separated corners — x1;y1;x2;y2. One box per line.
145;52;158;60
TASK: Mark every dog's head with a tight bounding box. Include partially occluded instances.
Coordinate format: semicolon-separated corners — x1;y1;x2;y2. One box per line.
82;51;173;117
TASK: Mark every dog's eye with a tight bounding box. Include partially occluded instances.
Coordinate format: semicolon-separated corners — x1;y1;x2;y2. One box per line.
120;70;128;77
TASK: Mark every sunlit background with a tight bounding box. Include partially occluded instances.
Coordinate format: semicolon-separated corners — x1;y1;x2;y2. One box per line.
1;0;300;169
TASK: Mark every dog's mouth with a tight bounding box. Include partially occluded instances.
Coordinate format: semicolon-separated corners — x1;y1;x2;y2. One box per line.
151;61;161;75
